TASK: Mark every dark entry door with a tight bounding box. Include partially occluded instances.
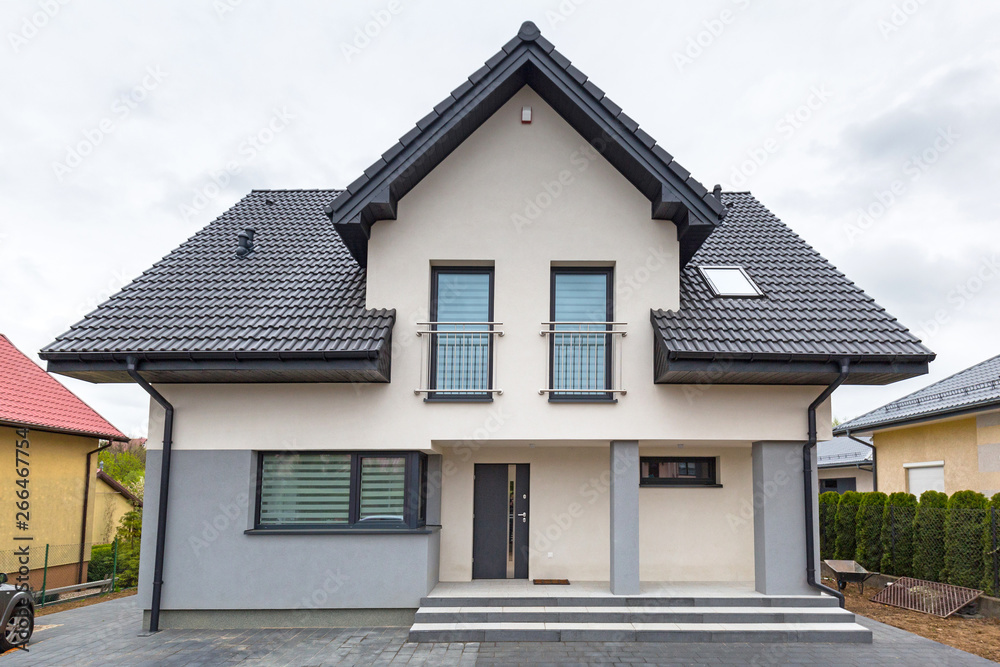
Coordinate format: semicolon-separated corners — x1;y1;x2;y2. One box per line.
473;464;529;579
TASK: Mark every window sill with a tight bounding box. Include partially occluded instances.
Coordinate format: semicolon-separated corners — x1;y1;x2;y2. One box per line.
424;396;494;403
640;484;724;489
547;396;618;404
245;526;439;536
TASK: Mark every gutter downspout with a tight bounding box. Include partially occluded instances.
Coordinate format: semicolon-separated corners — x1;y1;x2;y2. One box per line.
79;441;112;583
846;431;877;492
805;359;850;607
126;356;173;633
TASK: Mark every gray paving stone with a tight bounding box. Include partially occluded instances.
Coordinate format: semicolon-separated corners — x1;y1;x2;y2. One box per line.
5;596;996;666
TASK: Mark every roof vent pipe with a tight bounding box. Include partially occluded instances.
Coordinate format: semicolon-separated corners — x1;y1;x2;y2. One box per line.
236;227;255;258
712;184;722;200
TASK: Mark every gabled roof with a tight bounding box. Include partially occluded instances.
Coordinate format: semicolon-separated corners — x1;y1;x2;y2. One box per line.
651;193;934;385
97;469;143;507
327;21;726;268
0;334;127;440
835;353;1000;434
818;436;872;469
41;190;395;383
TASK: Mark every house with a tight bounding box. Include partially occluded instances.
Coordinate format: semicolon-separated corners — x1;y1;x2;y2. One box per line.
0;334;128;589
836;354;1000;497
92;469;142;544
40;22;934;642
817;436;874;494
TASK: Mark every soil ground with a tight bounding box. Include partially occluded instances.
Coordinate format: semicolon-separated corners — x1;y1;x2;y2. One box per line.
842;584;1000;662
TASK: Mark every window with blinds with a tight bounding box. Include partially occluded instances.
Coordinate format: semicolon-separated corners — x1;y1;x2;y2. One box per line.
255;451;427;529
640;457;718;487
358;456;406;521
258;453;351;526
551;269;612;397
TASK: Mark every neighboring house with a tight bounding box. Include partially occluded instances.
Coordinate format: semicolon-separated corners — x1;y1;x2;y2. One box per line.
817;436;873;494
92;469;142;544
40;23;933;641
0;334;127;589
836;354;1000;497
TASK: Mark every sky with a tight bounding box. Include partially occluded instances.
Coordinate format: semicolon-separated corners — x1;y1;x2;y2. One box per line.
1;1;998;438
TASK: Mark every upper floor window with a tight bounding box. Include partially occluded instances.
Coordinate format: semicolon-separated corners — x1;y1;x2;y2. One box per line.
548;268;614;400
428;267;494;399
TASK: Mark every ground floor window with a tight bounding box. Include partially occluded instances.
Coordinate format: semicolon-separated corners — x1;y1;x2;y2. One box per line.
639;456;718;487
820;477;857;494
255;451;426;529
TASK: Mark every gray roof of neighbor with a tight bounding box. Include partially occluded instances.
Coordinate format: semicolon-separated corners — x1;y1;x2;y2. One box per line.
41;189;395;359
818;435;872;468
835;353;1000;434
652;192;933;377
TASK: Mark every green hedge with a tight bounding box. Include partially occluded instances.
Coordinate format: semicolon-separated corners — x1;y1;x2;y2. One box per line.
880;492;917;576
87;543;115;582
945;490;988;588
834;491;862;560
913;490;948;581
819;492;840;560
982;493;1000;595
855;492;887;571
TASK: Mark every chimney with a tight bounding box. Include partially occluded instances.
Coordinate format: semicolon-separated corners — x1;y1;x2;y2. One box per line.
236;227;256;257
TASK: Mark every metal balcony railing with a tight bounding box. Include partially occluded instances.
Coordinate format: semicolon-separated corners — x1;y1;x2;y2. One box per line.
539;322;627;397
415;322;504;397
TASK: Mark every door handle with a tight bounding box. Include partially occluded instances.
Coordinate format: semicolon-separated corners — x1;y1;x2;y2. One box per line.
517;512;527;522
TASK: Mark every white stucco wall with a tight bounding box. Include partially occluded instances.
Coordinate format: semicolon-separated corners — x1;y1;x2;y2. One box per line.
144;85;833;453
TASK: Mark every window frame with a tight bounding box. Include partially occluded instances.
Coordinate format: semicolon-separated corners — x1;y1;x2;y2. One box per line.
253;450;428;530
548;266;615;402
428;266;495;401
639;456;720;488
697;265;764;298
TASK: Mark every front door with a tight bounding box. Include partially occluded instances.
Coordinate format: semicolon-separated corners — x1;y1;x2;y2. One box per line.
472;463;529;579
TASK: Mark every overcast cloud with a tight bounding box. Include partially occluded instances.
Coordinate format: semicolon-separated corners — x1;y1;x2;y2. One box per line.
1;1;998;436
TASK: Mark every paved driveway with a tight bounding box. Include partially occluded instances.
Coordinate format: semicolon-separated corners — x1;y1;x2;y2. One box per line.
6;596;995;666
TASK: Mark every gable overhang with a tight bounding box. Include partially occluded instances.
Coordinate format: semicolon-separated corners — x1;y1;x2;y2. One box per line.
327;22;725;268
0;418;129;442
42;348;392;384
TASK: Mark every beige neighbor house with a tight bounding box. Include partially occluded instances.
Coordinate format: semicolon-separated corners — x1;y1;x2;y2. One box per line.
91;469;142;545
40;23;934;643
836;354;1000;497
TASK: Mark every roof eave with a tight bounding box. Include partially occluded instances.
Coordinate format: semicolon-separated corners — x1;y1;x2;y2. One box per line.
834;399;1000;436
0;418;129;442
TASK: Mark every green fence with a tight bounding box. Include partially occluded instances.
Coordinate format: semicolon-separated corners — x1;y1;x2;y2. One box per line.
820;490;1000;594
0;541;121;605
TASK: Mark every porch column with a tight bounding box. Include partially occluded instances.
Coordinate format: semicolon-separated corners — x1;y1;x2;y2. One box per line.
752;441;816;595
610;440;640;595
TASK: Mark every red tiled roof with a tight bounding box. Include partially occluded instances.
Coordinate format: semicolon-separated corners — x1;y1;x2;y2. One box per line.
0;334;127;441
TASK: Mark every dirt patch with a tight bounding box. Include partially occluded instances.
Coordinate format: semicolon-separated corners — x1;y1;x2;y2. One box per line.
35;588;136;617
840;584;1000;662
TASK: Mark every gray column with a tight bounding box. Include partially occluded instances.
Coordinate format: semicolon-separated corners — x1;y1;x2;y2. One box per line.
752;441;816;595
610;440;640;595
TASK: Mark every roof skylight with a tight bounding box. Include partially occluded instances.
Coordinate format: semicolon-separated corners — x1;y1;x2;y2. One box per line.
698;266;763;297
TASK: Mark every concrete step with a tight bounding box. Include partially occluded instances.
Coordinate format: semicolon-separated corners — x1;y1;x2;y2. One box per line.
414;605;856;625
408;621;873;643
418;594;841;608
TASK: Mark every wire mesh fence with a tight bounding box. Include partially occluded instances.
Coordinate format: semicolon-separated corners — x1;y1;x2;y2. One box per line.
820;493;1000;596
0;541;123;605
